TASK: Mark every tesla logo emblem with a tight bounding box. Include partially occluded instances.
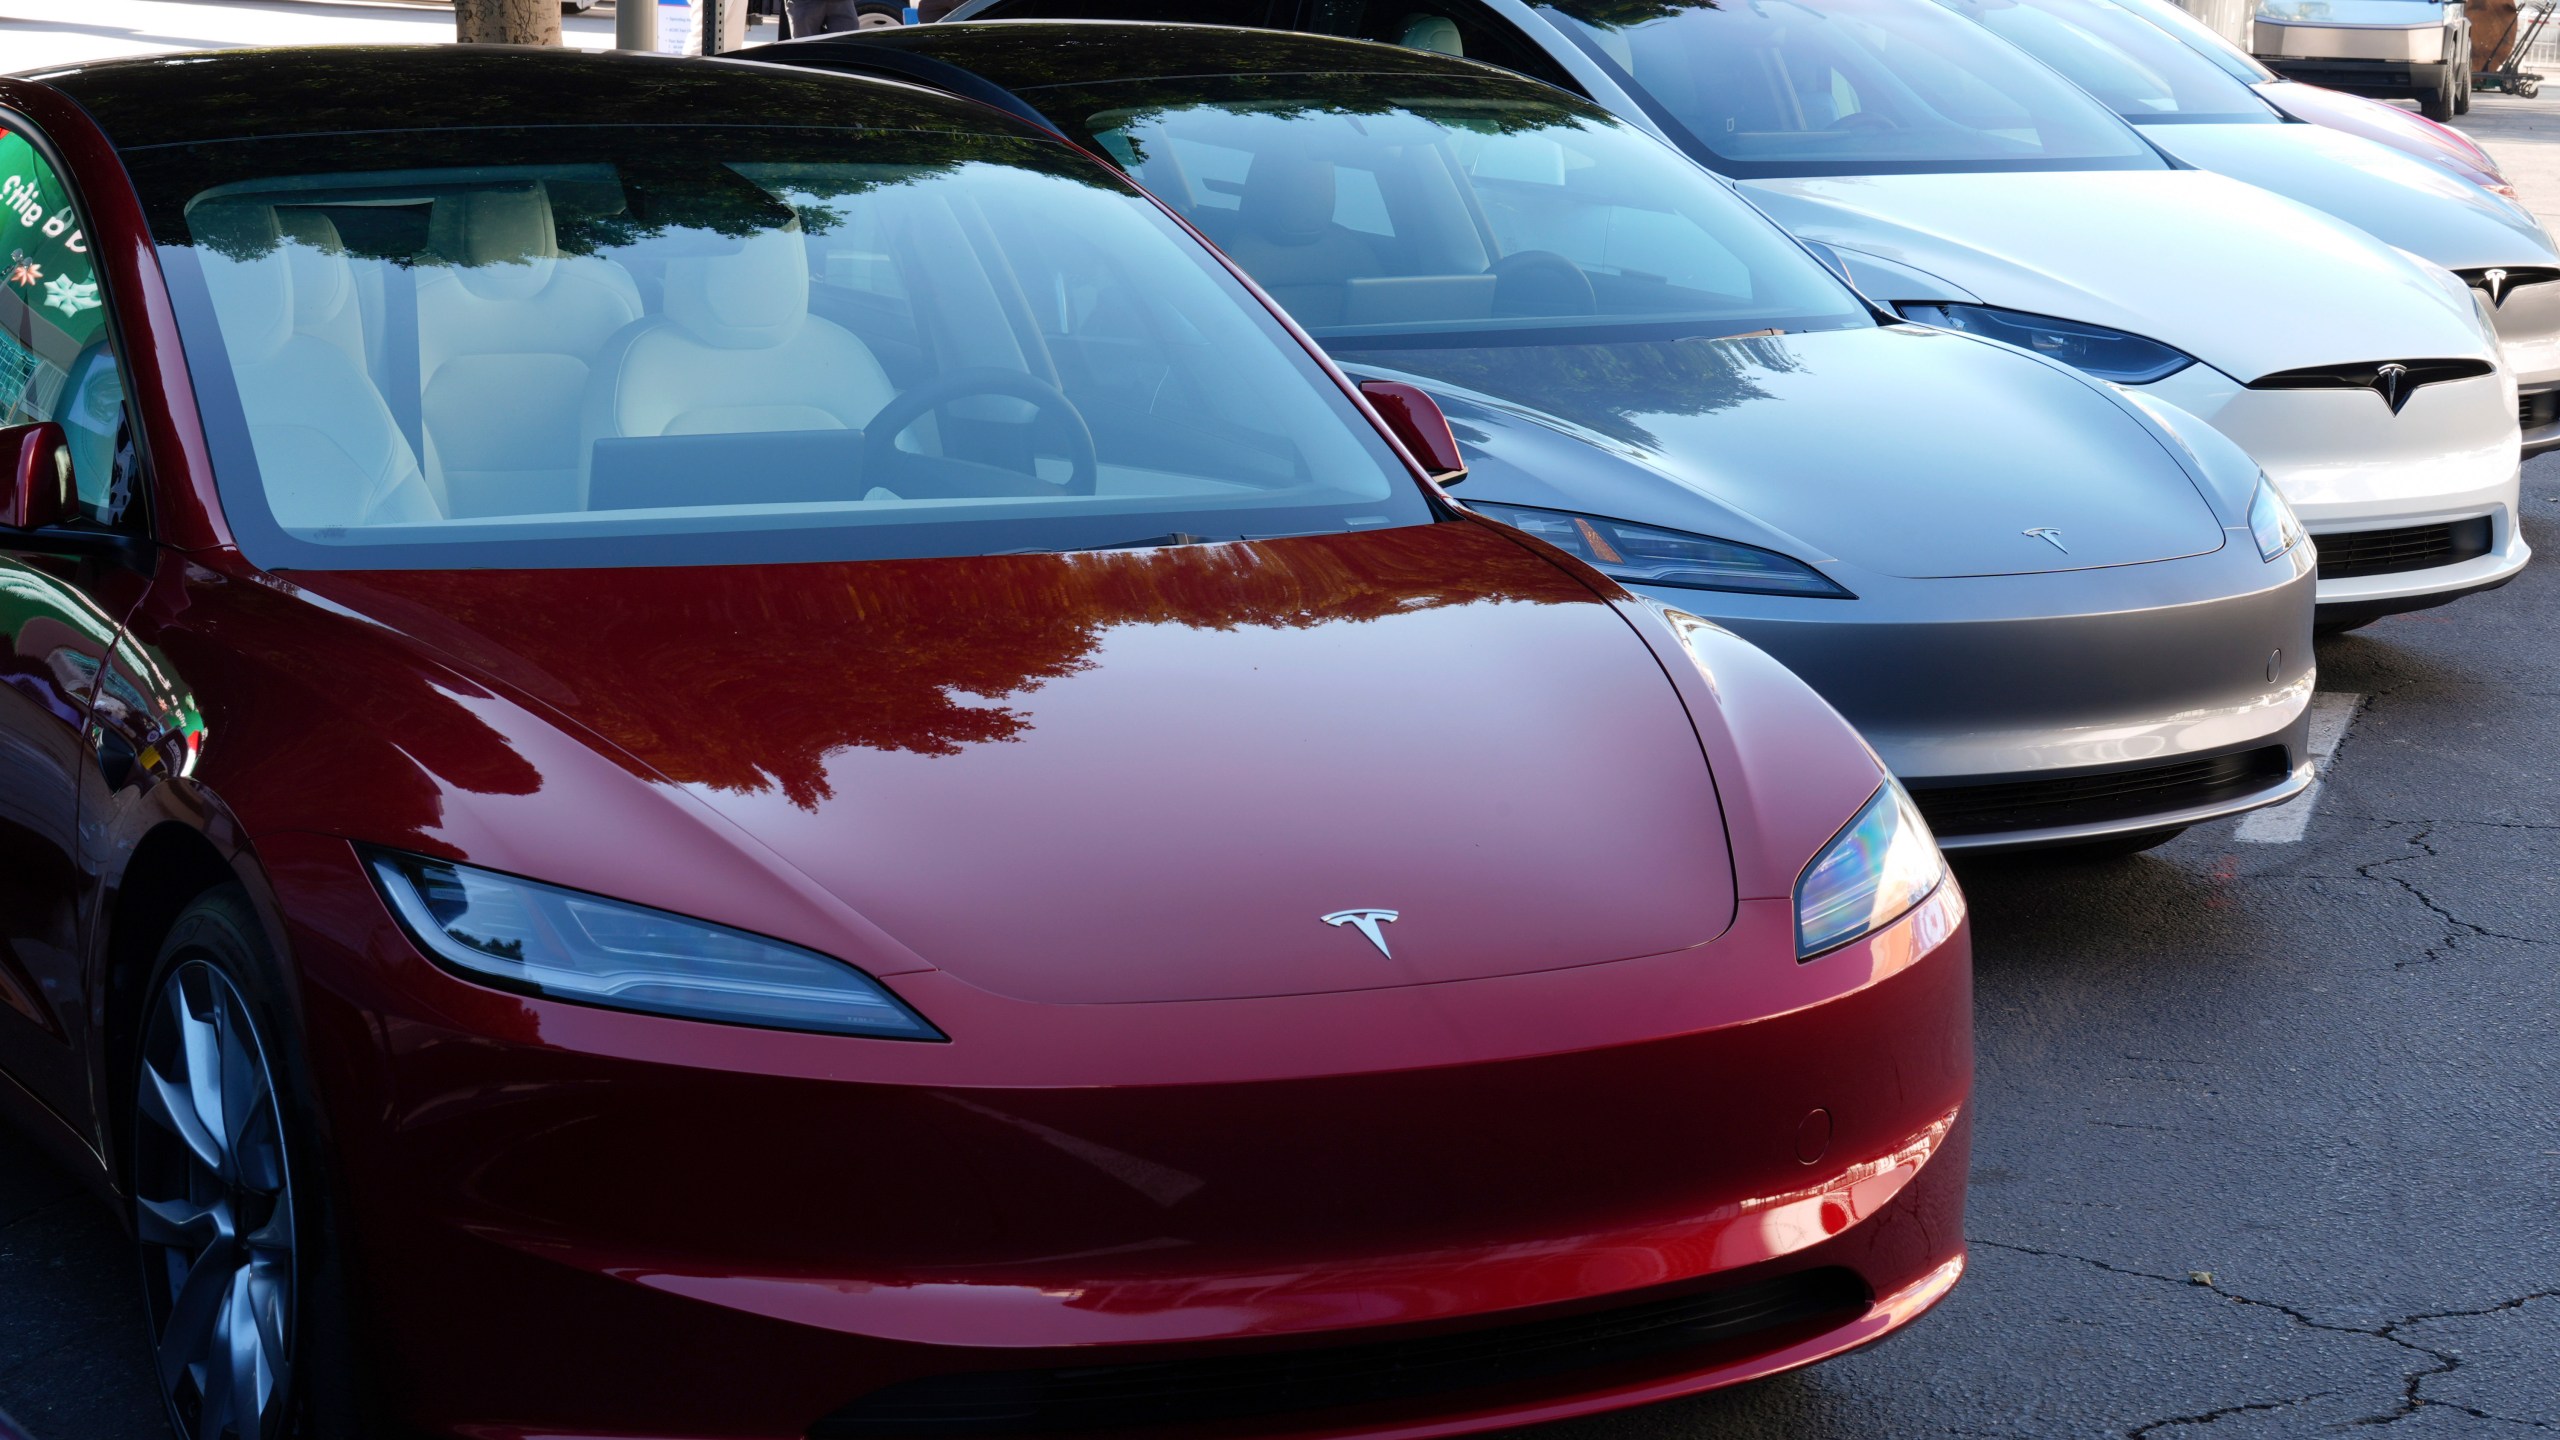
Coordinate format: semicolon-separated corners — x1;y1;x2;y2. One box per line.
1321;908;1401;957
2481;268;2513;306
2023;527;2068;553
2374;363;2415;414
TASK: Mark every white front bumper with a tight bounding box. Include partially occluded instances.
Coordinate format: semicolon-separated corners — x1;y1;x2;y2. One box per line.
2135;365;2527;606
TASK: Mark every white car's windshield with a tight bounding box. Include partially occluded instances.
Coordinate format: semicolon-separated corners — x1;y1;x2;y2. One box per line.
1542;0;2167;176
1064;84;1871;344
1939;0;2281;122
139;126;1425;571
2112;0;2283;81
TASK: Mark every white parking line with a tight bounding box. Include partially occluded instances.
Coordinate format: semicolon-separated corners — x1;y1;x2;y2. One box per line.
2234;692;2365;844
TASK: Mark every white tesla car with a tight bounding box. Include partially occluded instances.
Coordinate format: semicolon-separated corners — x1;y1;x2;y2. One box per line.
1938;0;2560;459
946;0;2531;629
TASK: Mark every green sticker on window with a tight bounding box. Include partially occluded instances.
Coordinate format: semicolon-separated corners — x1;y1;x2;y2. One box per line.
1;128;103;426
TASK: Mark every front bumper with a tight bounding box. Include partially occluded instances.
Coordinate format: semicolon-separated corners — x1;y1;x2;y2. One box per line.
1633;536;2317;846
2134;366;2528;613
265;834;1973;1440
2487;279;2560;456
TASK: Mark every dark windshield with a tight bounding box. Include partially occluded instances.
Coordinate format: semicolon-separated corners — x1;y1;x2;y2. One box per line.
1541;0;2166;176
1030;77;1870;346
129;125;1424;572
1938;0;2277;123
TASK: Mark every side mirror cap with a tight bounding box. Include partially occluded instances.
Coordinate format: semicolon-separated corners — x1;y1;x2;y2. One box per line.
1;422;73;532
1358;380;1468;487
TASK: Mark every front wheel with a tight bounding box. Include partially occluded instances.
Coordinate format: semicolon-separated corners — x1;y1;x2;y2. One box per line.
2455;36;2474;113
2419;61;2458;120
2520;76;2543;98
130;888;362;1440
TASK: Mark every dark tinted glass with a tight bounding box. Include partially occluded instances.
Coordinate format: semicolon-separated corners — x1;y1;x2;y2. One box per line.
958;0;1286;20
1317;1;1585;87
1938;0;2277;123
126;125;1423;573
1544;0;2164;176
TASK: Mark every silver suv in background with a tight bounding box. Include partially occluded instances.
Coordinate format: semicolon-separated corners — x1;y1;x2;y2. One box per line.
2253;0;2472;119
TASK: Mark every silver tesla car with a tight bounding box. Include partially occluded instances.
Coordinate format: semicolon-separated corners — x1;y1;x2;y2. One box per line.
752;25;2317;855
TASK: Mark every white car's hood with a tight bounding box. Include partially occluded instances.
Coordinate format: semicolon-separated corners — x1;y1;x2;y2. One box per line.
1740;169;2497;382
2144;123;2556;271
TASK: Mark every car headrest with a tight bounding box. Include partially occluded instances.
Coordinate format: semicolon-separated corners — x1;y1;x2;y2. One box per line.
663;226;811;350
275;210;359;341
431;186;561;302
1401;15;1464;55
197;204;296;365
1238;155;1339;248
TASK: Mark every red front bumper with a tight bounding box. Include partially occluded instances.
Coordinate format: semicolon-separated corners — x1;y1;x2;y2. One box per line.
261;835;1972;1439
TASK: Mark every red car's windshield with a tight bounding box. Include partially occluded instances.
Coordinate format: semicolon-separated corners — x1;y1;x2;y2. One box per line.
137;126;1426;570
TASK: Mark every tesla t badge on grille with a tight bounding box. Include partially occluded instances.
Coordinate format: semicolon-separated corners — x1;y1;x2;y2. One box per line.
2374;363;2415;414
2023;527;2068;553
2482;268;2512;306
1322;908;1401;958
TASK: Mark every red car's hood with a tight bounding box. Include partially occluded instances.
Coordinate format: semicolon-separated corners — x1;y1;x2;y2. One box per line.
298;523;1736;1005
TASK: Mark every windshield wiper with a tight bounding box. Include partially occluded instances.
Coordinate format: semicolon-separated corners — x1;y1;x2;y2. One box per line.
1000;532;1238;555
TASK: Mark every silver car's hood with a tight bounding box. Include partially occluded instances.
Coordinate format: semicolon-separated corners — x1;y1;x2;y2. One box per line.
2143;123;2556;271
1739;169;2497;382
1333;324;2228;579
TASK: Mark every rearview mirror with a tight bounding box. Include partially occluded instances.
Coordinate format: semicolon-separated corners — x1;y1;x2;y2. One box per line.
1358;381;1468;487
1;422;73;532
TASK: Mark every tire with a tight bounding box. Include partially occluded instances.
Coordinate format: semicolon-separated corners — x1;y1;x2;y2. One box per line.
129;887;367;1440
2522;77;2543;98
2456;37;2473;113
2419;61;2457;120
2042;827;2187;862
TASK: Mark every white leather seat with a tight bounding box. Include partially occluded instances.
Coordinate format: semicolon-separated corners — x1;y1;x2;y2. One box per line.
419;187;643;518
200;209;441;530
580;225;895;503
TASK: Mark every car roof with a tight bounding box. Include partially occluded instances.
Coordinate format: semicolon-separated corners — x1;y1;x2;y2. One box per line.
31;45;1040;152
803;19;1561;99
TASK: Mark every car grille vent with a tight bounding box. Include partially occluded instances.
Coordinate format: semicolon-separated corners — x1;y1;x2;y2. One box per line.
2314;518;2493;580
1908;747;2291;838
2248;357;2494;402
2458;266;2560;302
809;1268;1871;1437
2521;388;2560;434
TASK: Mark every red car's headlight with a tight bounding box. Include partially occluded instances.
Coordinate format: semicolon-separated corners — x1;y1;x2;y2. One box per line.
366;849;944;1040
1794;783;1948;960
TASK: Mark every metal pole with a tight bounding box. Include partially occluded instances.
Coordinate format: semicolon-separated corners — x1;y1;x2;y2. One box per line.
704;0;722;54
614;0;655;49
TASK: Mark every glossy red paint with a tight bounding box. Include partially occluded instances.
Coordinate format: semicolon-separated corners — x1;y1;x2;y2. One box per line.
1357;381;1469;485
2;421;72;530
0;53;1971;1440
2263;81;2513;193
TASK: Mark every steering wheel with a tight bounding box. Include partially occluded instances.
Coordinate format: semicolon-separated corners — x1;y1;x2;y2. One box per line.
1487;249;1597;318
859;368;1100;500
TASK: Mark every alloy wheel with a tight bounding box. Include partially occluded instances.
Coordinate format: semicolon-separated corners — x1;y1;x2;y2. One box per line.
134;960;296;1440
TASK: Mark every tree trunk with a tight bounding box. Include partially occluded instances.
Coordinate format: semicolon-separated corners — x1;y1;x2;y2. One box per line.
454;0;563;45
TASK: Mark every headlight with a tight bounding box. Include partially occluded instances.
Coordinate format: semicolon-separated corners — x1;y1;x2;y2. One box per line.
1795;782;1947;959
1469;501;1852;597
2247;478;2303;561
366;850;943;1039
1899;303;2194;384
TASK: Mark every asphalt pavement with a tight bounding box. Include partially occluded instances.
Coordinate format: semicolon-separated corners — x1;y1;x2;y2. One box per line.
3;19;2558;1438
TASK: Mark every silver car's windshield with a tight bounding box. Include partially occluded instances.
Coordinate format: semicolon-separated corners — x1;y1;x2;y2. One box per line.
1077;88;1872;344
1938;0;2281;122
1542;0;2167;176
2112;0;2283;82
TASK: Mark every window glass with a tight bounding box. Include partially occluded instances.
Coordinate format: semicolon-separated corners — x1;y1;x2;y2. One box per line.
2;127;140;527
1318;1;1588;87
132;127;1423;572
2112;0;2278;82
1544;0;2164;177
1940;0;2276;122
1077;84;1868;343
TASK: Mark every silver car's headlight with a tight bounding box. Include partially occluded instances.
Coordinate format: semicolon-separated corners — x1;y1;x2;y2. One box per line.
1469;501;1852;598
367;850;943;1039
2248;478;2304;561
1899;303;2194;384
1795;783;1948;959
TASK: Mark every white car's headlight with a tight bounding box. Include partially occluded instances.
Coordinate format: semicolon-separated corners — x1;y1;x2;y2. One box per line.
2248;478;2304;562
1898;303;2194;383
368;850;943;1039
1795;783;1948;959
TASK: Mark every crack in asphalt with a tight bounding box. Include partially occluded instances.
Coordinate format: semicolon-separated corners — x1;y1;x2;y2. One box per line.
1974;1240;2560;1434
2339;823;2546;968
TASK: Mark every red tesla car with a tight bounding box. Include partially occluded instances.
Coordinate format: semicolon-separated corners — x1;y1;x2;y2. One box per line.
0;47;1970;1440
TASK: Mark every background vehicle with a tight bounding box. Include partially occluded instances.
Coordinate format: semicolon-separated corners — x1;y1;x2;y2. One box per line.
1937;0;2560;455
2252;0;2471;118
0;45;1971;1440
770;23;2322;856
944;0;2528;629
